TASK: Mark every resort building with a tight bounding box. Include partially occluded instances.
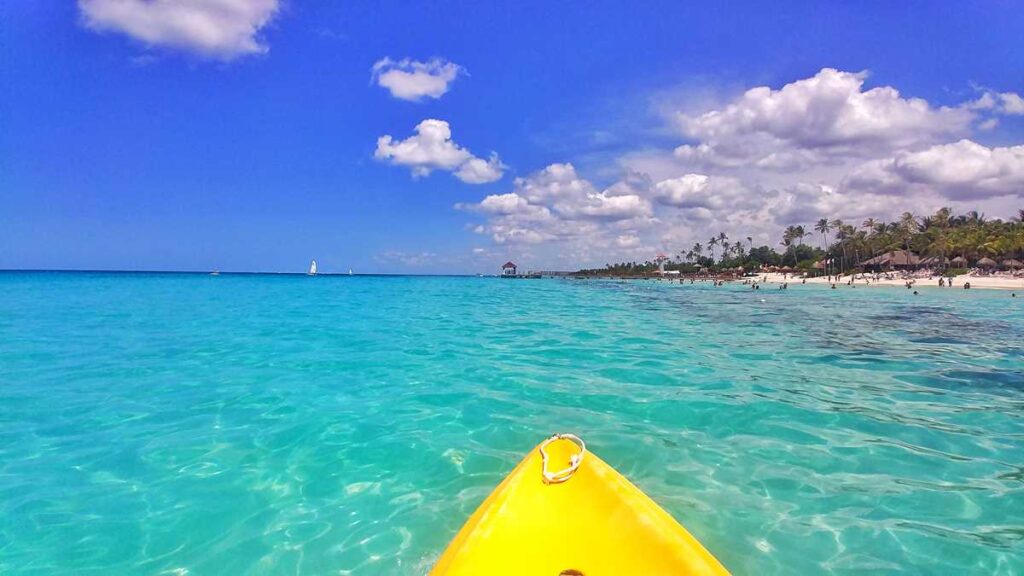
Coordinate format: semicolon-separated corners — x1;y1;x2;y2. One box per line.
502;261;517;276
860;250;920;271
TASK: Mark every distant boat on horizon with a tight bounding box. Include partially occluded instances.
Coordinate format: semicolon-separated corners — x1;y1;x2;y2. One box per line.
210;271;219;276
348;268;353;276
308;260;318;276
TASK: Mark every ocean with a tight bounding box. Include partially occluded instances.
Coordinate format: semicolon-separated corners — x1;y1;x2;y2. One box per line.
1;272;1022;574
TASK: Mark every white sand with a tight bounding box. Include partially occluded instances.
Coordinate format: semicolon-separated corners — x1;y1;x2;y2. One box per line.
747;271;1024;291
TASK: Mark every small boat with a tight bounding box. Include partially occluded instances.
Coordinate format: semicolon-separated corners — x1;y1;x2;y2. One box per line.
308;260;318;276
209;271;219;276
348;268;353;276
431;434;729;575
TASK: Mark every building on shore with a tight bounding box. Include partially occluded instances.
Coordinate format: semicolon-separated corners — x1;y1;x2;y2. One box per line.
860;250;920;271
502;261;517;276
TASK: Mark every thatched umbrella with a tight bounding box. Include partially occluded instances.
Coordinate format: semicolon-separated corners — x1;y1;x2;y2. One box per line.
950;256;967;267
1003;258;1023;269
977;257;997;268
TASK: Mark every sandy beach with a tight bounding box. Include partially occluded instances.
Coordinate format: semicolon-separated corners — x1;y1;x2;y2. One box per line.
748;271;1024;291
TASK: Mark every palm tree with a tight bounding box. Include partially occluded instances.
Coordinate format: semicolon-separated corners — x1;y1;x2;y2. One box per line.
831;219;848;273
747;236;753;253
780;233;793;266
859;218;877;262
780;225;800;266
708;236;718;263
927;232;951;271
899;212;920;263
794;225;807;254
814;219;831;274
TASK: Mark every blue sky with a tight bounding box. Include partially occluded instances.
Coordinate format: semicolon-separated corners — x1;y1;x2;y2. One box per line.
2;1;1023;273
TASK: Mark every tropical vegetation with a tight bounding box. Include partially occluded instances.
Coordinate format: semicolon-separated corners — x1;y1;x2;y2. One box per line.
578;208;1024;276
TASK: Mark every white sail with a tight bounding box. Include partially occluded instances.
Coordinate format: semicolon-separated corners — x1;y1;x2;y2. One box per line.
309;260;318;275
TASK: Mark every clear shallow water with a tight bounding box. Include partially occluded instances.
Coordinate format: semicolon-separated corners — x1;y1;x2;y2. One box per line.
1;272;1022;575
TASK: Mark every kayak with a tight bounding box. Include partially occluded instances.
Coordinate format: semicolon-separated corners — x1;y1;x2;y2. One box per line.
431;434;730;575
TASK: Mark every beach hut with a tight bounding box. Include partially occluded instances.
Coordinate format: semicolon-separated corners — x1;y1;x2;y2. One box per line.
502;261;518;276
918;255;949;267
976;257;997;268
860;250;920;271
950;256;967;267
1002;258;1023;270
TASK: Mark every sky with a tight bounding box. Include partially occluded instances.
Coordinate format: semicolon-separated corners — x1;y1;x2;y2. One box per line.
2;1;1023;274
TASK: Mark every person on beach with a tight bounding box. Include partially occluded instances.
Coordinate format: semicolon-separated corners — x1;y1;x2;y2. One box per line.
939;278;945;287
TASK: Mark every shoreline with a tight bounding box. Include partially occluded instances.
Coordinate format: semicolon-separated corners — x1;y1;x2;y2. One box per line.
746;272;1024;292
577;272;1024;292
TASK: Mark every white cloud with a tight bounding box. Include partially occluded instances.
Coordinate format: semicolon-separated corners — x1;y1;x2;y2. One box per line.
674;68;973;169
616;234;641;248
455;154;506;184
652;174;754;210
372;58;463;101
1002;93;1024;115
458;163;652;250
453;68;1024;270
375;119;505;183
844;140;1024;200
78;0;280;60
967;90;1024;116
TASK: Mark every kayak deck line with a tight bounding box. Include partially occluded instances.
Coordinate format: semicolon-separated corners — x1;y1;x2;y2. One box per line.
431;435;731;575
539;433;586;484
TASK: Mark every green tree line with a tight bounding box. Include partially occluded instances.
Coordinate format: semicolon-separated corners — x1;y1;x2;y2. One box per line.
578;208;1024;276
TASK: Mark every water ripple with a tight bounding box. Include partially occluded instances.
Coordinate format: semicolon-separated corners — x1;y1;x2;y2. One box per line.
0;273;1021;575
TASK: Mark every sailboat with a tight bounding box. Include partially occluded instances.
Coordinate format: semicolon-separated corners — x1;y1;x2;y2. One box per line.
348;268;353;276
308;260;318;276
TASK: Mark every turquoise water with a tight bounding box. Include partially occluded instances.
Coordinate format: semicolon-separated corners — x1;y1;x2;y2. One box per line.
1;272;1022;575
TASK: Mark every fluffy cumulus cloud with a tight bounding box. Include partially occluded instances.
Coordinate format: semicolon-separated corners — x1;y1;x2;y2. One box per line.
78;0;280;59
375;119;505;183
372;58;463;101
844;140;1024;200
652;174;756;211
673;68;976;170
967;91;1024;116
454;68;1024;269
457;163;653;251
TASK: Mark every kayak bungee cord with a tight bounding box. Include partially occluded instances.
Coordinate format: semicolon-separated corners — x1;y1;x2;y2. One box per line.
539;433;586;484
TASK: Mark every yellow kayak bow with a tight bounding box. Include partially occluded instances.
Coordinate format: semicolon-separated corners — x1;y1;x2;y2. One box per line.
431;434;730;575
